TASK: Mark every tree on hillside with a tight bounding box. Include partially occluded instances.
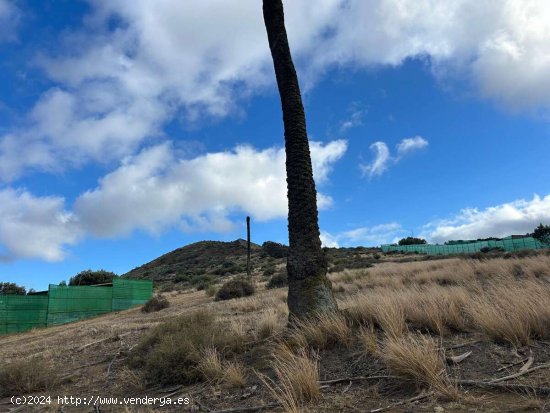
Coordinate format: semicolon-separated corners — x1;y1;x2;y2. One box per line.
0;282;26;295
532;223;550;245
398;237;427;246
262;0;338;319
69;269;118;286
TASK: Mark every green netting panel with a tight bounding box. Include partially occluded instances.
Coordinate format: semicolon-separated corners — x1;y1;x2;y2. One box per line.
112;278;153;311
381;237;547;255
47;285;112;326
0;295;48;335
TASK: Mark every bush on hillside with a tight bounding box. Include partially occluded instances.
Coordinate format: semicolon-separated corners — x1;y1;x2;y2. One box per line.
128;310;244;385
215;278;255;301
266;272;288;289
398;237;427;246
142;295;170;313
262;241;289;258
69;269;118;286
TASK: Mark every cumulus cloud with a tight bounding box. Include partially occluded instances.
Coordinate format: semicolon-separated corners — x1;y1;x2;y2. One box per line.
396;136;429;158
361;136;428;177
322;223;406;247
0;139;346;260
2;0;550;180
74;139;347;237
0;188;81;262
420;194;550;243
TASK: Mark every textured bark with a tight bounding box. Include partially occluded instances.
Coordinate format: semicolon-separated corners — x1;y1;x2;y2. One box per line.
262;0;338;318
246;216;251;277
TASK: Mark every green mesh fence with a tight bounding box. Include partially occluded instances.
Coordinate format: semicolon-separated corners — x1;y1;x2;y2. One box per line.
46;284;113;326
1;279;153;335
112;278;153;311
381;237;548;255
0;295;48;334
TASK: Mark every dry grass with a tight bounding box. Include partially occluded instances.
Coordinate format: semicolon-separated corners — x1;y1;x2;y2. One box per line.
256;308;283;340
339;255;550;345
287;311;352;350
224;360;247;388
258;344;320;412
0;357;59;397
381;333;457;398
198;347;225;382
359;324;379;355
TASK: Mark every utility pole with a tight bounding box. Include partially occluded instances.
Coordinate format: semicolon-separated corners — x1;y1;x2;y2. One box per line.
246;216;251;277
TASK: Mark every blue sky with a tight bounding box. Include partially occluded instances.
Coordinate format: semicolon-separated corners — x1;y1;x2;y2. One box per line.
1;0;550;291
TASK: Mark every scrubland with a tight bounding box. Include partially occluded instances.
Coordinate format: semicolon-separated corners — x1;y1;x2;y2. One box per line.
1;252;550;412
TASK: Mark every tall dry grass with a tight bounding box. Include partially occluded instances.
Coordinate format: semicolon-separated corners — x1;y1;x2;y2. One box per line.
336;255;550;345
258;344;320;413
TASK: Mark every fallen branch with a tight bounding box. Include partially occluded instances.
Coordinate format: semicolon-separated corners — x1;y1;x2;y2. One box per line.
518;351;534;373
497;357;529;372
208;403;280;413
76;332;131;352
490;362;550;383
454;379;550;394
319;375;398;385
446;351;472;364
106;353;119;378
370;392;434;413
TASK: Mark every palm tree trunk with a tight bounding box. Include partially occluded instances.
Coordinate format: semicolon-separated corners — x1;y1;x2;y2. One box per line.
262;0;338;319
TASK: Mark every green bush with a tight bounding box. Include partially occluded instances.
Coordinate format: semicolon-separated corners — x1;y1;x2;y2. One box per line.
205;285;217;297
262;241;288;258
142;295;170;313
0;282;26;295
69;269;118;286
266;272;288;289
215;278;255;301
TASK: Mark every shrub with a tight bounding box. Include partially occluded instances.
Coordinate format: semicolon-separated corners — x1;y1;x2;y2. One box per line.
0;358;59;397
263;266;277;277
262;241;289;258
215;278;255;301
69;269;117;286
129;310;244;385
141;295;170;313
0;282;26;295
398;237;427;246
267;272;288;289
205;285;217;297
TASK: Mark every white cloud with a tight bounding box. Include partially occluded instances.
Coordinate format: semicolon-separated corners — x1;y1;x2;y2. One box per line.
420;194;550;243
361;142;391;177
313;0;550;114
320;231;340;248
0;139;345;260
0;0;20;42
339;102;368;132
396;136;429;158
361;136;428;177
0;188;81;262
74;140;346;237
322;222;406;247
2;0;550;180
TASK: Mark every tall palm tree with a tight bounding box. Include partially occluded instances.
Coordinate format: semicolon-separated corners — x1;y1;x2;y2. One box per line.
262;0;338;319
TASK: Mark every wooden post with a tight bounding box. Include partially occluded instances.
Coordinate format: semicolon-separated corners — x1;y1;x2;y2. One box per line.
246;216;251;277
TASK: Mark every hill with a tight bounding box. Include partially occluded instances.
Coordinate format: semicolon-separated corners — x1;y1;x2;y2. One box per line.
123;239;381;290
